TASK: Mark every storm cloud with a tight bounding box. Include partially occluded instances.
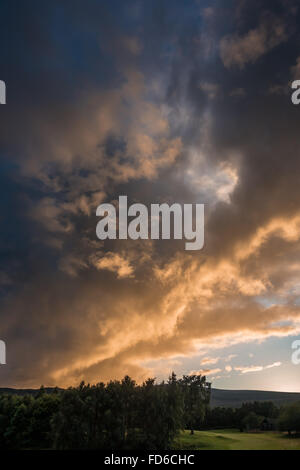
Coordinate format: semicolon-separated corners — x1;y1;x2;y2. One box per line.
1;0;300;388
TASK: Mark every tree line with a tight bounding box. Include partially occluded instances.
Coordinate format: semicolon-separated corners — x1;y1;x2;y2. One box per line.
1;374;299;450
0;373;210;450
203;401;300;434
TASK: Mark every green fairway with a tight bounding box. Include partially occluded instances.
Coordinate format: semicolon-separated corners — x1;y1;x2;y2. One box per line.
174;429;300;450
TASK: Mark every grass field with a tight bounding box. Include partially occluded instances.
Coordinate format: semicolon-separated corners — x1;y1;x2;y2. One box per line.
174;429;300;450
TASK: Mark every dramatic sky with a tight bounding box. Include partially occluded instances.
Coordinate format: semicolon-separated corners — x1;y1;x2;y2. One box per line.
1;0;300;391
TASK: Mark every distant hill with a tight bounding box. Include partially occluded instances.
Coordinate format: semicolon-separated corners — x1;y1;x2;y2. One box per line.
0;387;62;396
211;388;300;408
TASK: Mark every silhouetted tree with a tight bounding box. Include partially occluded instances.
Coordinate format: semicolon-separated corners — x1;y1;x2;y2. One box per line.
279;402;300;436
179;375;210;435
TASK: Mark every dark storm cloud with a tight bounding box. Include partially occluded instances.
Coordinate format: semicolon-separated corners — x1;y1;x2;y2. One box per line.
1;0;300;387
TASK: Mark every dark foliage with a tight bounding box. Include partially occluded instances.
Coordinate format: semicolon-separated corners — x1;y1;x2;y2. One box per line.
0;388;60;449
279;402;300;435
0;373;210;450
203;401;280;432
